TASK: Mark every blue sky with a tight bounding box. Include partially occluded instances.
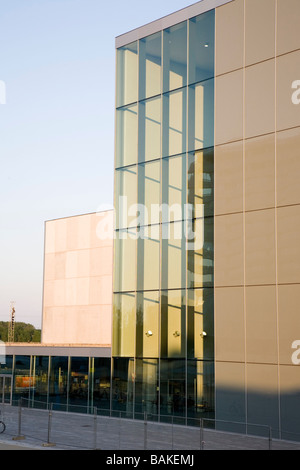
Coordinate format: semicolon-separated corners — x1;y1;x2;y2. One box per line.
0;0;194;328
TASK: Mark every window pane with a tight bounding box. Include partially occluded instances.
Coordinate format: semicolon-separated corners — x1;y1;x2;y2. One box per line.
138;160;161;226
187;289;214;360
135;359;159;416
163;22;187;93
139;32;162;100
114;228;136;293
14;356;31;402
69;357;89;411
49;356;69;410
139;97;161;162
188;149;214;219
188;79;214;151
189;10;215;84
111;357;134;415
162;88;187;158
162;221;186;290
136;292;160;358
92;358;111;411
137;226;160;291
162;154;186;223
187;217;214;288
161;290;186;358
117;42;138;108
115;166;137;229
113;293;136;357
187;360;215;420
32;356;49;406
160;359;186;419
116;104;138;168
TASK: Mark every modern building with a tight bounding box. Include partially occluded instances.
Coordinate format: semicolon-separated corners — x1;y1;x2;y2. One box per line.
1;0;300;442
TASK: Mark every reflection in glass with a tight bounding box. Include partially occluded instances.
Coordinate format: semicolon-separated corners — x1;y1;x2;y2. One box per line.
139;32;162;101
32;356;49;405
49;356;68;410
162;222;186;290
113;293;136;357
163;22;187;93
136;292;160;358
91;358;111;411
187;217;214;288
139;97;161;162
13;356;31;402
162;154;186;223
189;10;215;84
188;149;214;219
138;160;161;226
117;42;138;108
188;79;214;151
161;290;186;358
187;360;214;420
187;289;214;360
137;226;160;291
115;166;137;229
160;359;186;419
135;358;159;416
162;88;187;158
112;357;134;415
114;228;136;293
69;357;89;411
116;105;138;168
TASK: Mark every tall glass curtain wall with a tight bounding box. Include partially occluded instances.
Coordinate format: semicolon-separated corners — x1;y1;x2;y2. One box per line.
113;10;215;421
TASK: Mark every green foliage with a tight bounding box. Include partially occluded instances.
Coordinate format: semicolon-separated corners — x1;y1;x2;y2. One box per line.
0;322;41;343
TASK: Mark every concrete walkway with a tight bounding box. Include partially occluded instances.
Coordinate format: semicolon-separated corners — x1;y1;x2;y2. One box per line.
0;404;299;451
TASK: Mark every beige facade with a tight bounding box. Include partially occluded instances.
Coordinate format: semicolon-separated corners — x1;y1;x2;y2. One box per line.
214;0;300;435
42;211;113;346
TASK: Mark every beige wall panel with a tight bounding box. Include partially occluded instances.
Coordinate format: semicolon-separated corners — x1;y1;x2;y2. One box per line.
277;127;300;207
42;212;113;345
277;0;300;56
77;214;92;249
245;209;276;285
277;205;300;284
247;363;278;394
277;50;300;131
215;287;245;362
215;69;244;145
215;361;246;422
278;284;300;365
45;222;55;254
245;0;275;67
215;0;244;75
91;211;114;249
245;59;275;139
215;141;243;215
54;252;66;280
54;218;67;253
215;212;244;287
246;286;278;364
66;216;78;251
245;134;275;211
44;253;55;281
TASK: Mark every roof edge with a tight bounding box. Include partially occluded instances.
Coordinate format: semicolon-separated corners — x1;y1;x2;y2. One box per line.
115;0;233;48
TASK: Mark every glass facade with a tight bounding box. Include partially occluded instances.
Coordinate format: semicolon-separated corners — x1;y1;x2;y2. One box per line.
113;9;215;422
0;355;111;413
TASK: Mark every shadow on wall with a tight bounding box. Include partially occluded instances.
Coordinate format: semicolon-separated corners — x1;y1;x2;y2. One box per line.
216;386;300;442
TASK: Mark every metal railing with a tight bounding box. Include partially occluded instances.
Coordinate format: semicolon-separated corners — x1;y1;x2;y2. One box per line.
0;398;286;450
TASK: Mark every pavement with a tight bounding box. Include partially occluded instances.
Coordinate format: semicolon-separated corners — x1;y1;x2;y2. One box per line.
0;404;299;451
